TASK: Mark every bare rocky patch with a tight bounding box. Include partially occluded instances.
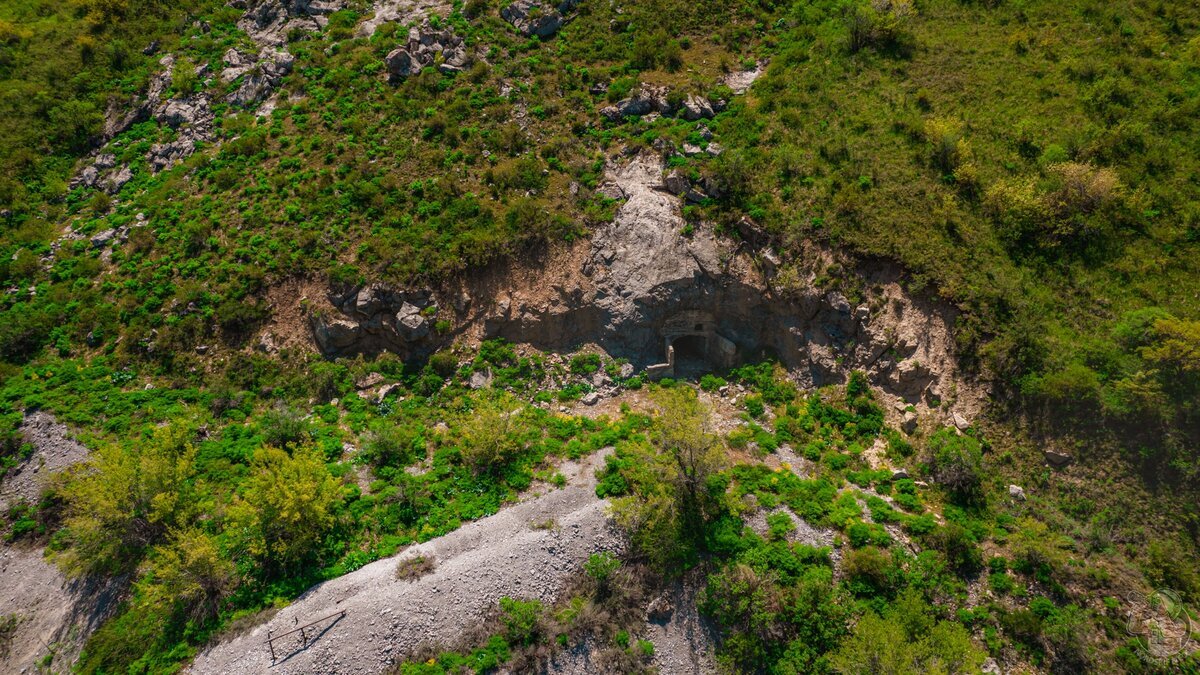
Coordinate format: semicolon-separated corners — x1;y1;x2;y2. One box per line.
0;413;119;674
303;150;986;428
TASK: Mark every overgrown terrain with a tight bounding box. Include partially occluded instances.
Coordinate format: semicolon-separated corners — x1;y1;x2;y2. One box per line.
1;0;1199;672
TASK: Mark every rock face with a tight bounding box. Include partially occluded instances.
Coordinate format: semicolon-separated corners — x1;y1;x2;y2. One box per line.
237;0;345;48
384;22;468;81
357;0;452;37
223;48;295;107
501;0;578;38
308;152;979;412
310;285;439;355
147;91;215;172
600;86;721;123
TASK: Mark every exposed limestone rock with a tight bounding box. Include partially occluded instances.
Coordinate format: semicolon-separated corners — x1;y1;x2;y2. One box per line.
600;85;670;121
662;169;689;196
1044;450;1072;467
306;152;982;415
357;0;452;37
384;22;468;80
69;153;133;195
602;86;719;123
310;286;438;355
724;60;767;94
468;369;493;389
681;93;714;120
501;0;577;38
238;0;345;48
220;47;295;107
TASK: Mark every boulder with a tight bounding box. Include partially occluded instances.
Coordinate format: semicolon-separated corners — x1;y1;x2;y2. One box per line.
645;594;673;622
580;391;601;406
469;369;493;390
384;48;418;78
889;359;933;399
384;22;467;82
662;170;689;195
355;372;385;390
1044;450;1072;467
901;410;918;434
501;0;567;38
952;411;970;431
1008;484;1026;501
90;229;118;249
681;94;714;120
227;49;294;107
396;303;430;340
312;315;361;352
891;469;909;480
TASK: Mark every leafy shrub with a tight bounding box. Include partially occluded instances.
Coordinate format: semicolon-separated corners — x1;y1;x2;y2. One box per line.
569;353;602;376
499;597;543;646
260;404;311;448
699;374;726;392
926;428;983;497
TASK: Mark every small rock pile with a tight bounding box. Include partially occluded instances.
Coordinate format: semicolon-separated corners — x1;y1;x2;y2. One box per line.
501;0;578;38
234;0;345;48
384;22;468;81
222;47;296;107
311;284;439;354
600;85;726;123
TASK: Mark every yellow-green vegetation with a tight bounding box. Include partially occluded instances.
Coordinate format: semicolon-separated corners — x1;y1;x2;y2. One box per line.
1;342;649;672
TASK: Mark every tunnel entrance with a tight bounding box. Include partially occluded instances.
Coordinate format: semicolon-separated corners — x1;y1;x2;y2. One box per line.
670;334;709;378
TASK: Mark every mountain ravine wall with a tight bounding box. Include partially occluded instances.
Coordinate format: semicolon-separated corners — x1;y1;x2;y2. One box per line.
307;152;985;415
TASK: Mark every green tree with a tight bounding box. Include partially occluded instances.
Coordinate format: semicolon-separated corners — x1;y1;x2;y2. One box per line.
227;445;340;575
457;393;530;473
926;428;983;498
135;528;237;623
832;590;985;674
56;423;198;576
611;388;727;570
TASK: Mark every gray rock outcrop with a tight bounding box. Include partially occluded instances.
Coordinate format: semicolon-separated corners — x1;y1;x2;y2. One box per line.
237;0;345;48
224;48;295;107
308;152;977;411
501;0;578;38
311;285;439;355
384;22;468;81
601;86;720;123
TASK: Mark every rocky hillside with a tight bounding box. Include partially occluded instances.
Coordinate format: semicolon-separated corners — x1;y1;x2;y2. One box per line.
1;0;1199;673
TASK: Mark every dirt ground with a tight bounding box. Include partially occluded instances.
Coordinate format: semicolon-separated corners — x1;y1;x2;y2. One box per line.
0;413;121;674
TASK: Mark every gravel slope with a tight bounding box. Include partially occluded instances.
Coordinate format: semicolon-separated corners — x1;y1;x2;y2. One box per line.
0;413;119;674
189;450;621;674
0;412;91;511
